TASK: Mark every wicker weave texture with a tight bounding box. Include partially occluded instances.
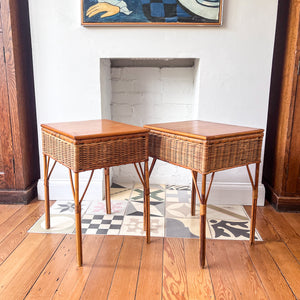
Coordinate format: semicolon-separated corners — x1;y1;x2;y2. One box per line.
148;131;263;174
42;131;148;172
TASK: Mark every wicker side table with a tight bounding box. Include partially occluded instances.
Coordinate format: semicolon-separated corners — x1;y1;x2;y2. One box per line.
144;120;264;268
41;119;150;266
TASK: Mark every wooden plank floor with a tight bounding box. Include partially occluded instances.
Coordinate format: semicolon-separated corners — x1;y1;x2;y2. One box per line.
0;199;299;299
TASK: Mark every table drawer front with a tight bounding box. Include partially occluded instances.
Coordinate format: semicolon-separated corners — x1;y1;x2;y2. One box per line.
42;131;76;170
206;135;264;173
149;132;206;172
149;131;263;174
77;136;148;171
42;131;148;172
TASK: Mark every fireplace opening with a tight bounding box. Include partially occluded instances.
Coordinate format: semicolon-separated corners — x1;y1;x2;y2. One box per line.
100;58;200;186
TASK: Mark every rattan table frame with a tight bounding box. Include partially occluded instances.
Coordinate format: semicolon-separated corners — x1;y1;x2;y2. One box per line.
144;120;264;268
41;120;150;266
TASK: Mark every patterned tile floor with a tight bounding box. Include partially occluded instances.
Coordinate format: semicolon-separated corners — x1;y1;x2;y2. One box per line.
29;183;262;241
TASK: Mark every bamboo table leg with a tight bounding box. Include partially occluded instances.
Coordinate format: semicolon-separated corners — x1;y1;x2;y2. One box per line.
191;171;198;216
192;171;208;269
74;172;83;267
105;167;111;214
199;174;207;268
134;161;151;243
43;154;50;229
249;162;260;245
144;160;150;243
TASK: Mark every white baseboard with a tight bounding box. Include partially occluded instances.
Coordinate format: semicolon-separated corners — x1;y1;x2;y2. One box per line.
37;180;265;206
204;182;265;206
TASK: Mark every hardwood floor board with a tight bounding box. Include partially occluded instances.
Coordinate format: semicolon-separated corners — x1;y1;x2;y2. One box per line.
25;234;78;299
184;238;215;300
162;237;188;300
0;201;298;299
80;235;124;300
282;213;300;235
244;205;281;241
285;240;300;262
50;235;104;300
108;236;144;300
244;242;296;300
260;205;300;260
0;234;48;293
0;233;64;299
135;237;163;300
0;200;43;242
259;205;298;241
282;212;300;261
0;204;21;226
0;202;46;265
226;241;268;299
265;241;300;299
206;240;246;300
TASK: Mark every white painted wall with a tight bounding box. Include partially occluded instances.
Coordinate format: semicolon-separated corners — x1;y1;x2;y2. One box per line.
28;0;278;205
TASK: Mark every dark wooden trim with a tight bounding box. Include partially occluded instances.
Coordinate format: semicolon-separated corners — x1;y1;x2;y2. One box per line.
1;0;40;189
264;181;300;211
0;0;40;197
263;0;300;211
0;181;38;204
0;32;15;189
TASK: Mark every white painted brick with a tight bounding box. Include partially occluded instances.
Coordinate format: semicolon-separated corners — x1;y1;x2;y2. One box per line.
132;78;161;93
121;67;160;80
131;104;154;126
142;92;162;104
112;92;144;104
112;165;140;183
161;68;194;81
151;104;192;121
111;103;133;117
111;80;135;93
113;115;137;126
110;64;196;185
111;68;121;80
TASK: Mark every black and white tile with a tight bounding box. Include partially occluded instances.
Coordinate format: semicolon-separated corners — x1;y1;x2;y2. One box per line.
29;183;262;241
50;200;90;215
80;214;124;235
208;219;262;241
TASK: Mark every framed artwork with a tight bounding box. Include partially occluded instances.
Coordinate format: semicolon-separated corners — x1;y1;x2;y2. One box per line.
81;0;223;26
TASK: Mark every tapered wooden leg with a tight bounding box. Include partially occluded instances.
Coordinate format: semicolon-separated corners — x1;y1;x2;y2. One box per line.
199;174;207;268
74;172;82;267
144;160;151;243
250;163;260;245
43;154;50;229
143;186;146;232
192;171;208;269
144;160;150;243
105;168;111;214
191;171;198;216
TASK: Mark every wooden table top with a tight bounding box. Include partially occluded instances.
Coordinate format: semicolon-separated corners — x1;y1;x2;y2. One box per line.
41;119;149;140
144;120;264;140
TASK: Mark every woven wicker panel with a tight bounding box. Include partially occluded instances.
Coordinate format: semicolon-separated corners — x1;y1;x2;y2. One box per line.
205;136;263;173
77;136;147;171
42;131;76;170
42;131;148;172
148;131;263;174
